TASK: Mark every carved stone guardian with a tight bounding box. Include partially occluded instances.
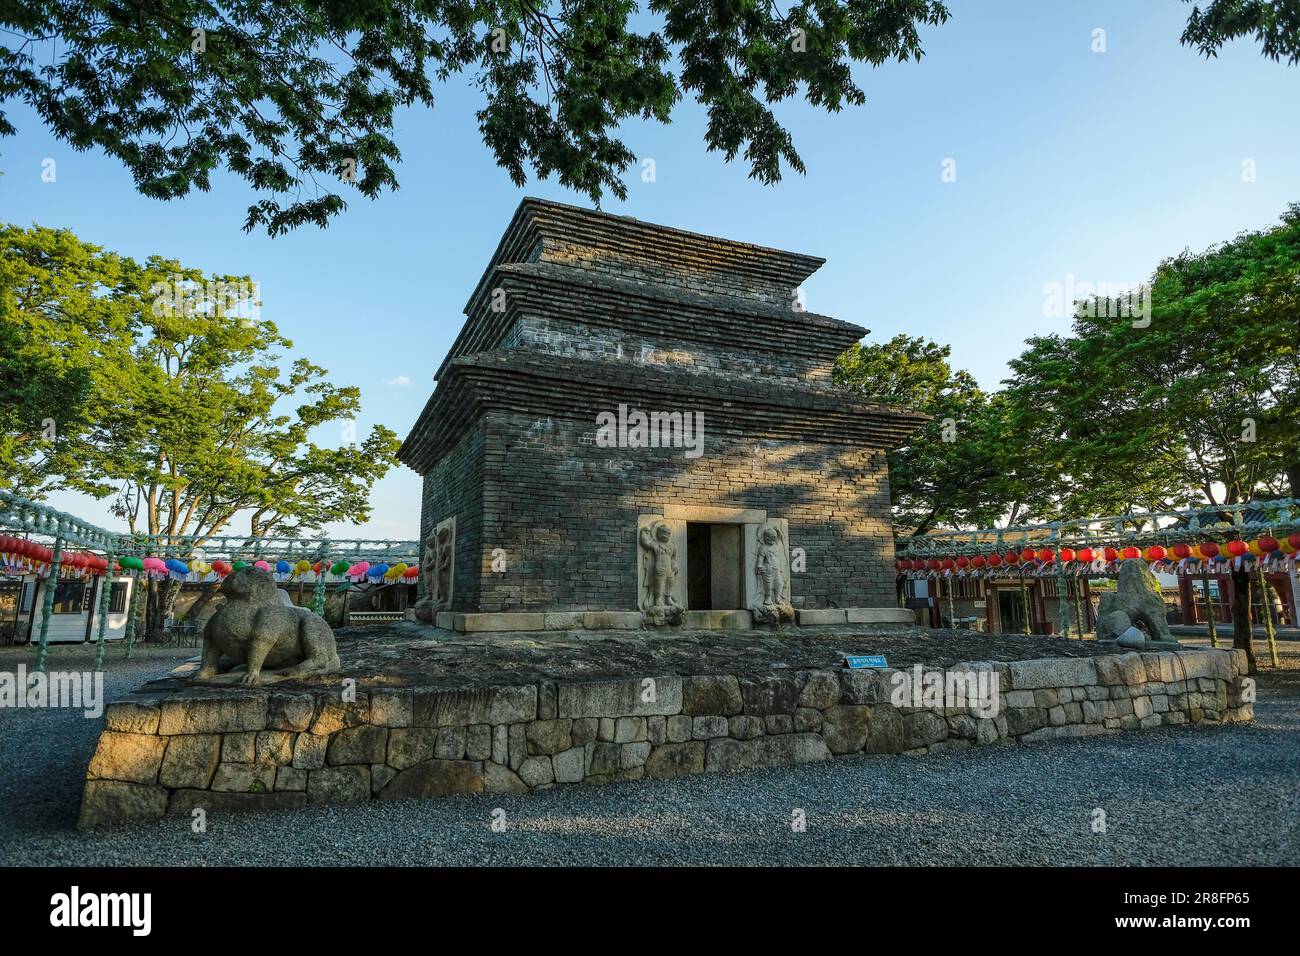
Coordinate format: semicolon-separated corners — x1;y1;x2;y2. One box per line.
638;518;684;626
414;515;456;623
749;520;795;624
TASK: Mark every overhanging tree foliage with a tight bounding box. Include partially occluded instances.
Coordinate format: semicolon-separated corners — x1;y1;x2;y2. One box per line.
5;2;1289;235
0;0;949;234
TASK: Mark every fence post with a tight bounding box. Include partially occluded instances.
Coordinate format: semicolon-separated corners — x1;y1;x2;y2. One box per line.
92;551;115;672
123;569;143;659
1258;564;1280;667
1201;569;1218;648
33;527;64;676
1056;561;1071;639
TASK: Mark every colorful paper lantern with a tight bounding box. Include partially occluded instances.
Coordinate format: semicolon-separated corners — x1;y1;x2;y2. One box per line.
1120;546;1140;560
1200;542;1220;559
1037;548;1055;563
1144;545;1166;562
1076;547;1094;563
1225;540;1247;558
1058;547;1075;562
1171;543;1191;560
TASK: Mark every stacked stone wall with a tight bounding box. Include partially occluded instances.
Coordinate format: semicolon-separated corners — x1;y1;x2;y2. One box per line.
79;648;1253;827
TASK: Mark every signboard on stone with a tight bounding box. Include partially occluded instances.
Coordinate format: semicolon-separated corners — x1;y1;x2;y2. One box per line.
844;655;888;669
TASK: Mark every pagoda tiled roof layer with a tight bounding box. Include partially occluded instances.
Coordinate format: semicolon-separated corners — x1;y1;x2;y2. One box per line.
438;260;866;380
465;198;827;313
398;351;930;473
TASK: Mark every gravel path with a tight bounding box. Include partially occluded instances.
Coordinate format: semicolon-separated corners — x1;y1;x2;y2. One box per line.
3;645;1296;866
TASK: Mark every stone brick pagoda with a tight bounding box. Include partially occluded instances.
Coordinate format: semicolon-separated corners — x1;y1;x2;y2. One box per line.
399;198;927;632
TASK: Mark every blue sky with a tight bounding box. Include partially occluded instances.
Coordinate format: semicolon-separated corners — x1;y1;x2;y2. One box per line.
4;0;1298;540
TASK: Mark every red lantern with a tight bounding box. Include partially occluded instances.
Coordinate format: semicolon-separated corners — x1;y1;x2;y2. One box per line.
1103;547;1119;562
1076;547;1094;563
956;556;970;569
987;554;1002;567
1019;546;1035;562
1121;546;1140;560
1289;533;1300;550
971;555;986;568
1058;547;1075;562
1004;550;1020;565
941;557;956;571
1257;536;1279;553
1145;545;1166;562
927;559;942;572
1037;548;1055;563
1171;543;1191;560
1225;540;1247;557
1200;542;1220;559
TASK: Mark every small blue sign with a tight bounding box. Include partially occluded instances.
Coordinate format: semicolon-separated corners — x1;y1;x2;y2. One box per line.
844;655;888;669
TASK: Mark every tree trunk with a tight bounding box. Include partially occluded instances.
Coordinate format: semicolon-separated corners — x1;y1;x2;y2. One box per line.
1287;462;1300;499
1230;566;1258;674
144;579;181;642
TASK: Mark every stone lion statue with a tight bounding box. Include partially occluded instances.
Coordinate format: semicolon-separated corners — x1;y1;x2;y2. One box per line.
1095;559;1178;647
197;567;340;685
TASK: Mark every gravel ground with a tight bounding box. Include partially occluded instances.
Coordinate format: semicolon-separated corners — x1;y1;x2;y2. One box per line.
2;642;1296;867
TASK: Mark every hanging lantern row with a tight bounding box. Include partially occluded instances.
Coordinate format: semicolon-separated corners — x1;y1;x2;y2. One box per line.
2;533;422;586
108;556;419;585
896;533;1300;577
0;535;111;577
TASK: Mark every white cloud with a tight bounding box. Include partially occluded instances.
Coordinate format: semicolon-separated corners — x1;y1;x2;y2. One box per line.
388;375;411;387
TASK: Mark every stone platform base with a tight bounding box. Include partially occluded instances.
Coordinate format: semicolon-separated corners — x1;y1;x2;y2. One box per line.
78;646;1253;828
430;606;913;633
1098;639;1183;652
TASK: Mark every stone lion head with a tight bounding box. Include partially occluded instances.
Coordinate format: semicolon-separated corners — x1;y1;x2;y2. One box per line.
220;566;279;605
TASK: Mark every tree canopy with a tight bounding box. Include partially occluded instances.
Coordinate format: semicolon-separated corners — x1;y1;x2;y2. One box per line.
0;223;400;542
1008;203;1300;517
834;334;1039;535
841;204;1300;532
3;1;1289;234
